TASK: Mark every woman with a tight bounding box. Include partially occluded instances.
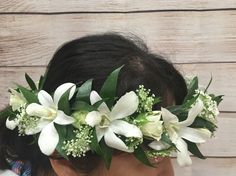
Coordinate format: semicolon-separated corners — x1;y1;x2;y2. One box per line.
0;33;188;176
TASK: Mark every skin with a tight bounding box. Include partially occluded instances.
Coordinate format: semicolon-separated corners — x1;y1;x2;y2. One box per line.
50;153;174;176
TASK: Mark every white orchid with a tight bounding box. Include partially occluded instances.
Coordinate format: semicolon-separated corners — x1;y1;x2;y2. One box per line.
85;91;142;152
25;83;76;155
149;100;211;166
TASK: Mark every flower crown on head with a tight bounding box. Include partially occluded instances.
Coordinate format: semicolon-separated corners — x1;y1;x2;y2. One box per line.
0;66;223;168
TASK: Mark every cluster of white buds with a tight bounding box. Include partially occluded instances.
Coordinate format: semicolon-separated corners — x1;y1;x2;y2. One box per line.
62;125;92;157
195;90;219;125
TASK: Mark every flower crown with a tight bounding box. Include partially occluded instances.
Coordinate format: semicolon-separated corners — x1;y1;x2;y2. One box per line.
0;66;223;168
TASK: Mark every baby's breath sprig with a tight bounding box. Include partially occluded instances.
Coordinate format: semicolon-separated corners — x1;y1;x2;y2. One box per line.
136;85;156;113
16;106;40;135
125;137;143;150
145;147;174;158
194;90;219;125
62;125;92;157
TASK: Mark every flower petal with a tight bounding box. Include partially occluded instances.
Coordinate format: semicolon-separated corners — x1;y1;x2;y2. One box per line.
25;119;51;135
179;127;211;143
179;100;204;127
110;120;142;138
161;107;179;124
90;91;110;114
53;83;76;106
6;118;18;130
146;113;161;122
141;121;163;141
38;123;59;155
85;111;102;127
9;89;26;111
110;91;138;120
96;127;107;142
148;140;170;150
175;138;192;166
38;90;54;108
54;110;75;125
26;103;53;119
104;128;132;152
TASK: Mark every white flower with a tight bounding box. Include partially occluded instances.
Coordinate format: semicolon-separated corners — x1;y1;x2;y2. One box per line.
9;89;27;111
85;91;142;152
140;111;163;141
6;117;19;130
149;100;211;166
25;83;76;156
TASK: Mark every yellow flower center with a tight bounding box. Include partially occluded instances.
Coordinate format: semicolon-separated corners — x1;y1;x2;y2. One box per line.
99;114;111;128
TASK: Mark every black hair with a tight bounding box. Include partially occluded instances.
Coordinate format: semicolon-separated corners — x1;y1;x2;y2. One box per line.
0;33;187;175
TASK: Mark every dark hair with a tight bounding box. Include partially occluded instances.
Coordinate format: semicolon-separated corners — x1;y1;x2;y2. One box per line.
0;33;187;175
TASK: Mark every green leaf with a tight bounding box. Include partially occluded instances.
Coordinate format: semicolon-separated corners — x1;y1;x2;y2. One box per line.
190;117;217;133
90;130;113;169
38;75;46;90
57;88;71;115
100;138;113;169
54;123;73;160
17;85;39;104
25;73;37;91
186;140;206;159
90;128;103;155
0;106;15;120
211;95;224;105
161;133;176;148
71;101;95;111
182;93;200;110
100;66;123;108
204;76;213;93
166;105;182;114
93;100;106;110
184;76;198;103
76;79;93;103
153;97;161;105
134;145;153;167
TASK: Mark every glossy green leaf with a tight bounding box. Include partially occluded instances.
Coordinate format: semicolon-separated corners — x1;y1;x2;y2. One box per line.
17;85;39;104
184;76;198;103
90;128;103;155
182;93;199;109
38;75;46;90
100;138;113;169
210;94;224;105
57;88;71;115
25;73;37;91
100;66;123;108
54;123;70;160
71;101;95;111
186;140;206;159
190;117;217;133
161;133;176;148
90;129;113;168
76;79;93;103
93;100;106;110
134;145;153;167
0;106;15;120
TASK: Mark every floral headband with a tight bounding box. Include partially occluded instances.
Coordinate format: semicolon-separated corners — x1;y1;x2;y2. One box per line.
0;66;223;168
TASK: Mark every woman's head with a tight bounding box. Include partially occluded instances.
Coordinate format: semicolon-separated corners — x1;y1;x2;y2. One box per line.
42;33;187;175
43;33;186;107
0;33;187;176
